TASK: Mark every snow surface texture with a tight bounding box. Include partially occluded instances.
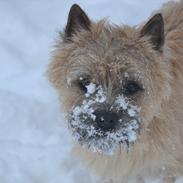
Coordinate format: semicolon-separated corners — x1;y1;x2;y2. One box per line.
0;0;182;183
70;84;141;155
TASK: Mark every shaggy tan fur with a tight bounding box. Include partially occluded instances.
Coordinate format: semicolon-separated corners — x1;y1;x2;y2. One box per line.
48;1;183;182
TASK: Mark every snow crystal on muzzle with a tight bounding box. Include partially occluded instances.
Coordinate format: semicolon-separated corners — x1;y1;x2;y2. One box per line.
69;84;141;155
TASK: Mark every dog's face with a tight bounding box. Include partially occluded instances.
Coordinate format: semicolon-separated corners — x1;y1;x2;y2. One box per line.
48;5;171;154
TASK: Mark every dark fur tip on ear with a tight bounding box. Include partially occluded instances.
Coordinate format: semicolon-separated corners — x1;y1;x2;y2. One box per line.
140;13;164;51
64;4;91;39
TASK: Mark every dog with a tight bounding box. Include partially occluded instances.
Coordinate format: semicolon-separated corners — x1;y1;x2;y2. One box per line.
48;1;183;182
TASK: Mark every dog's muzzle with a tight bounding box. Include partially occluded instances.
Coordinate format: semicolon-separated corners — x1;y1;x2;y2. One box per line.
68;86;141;154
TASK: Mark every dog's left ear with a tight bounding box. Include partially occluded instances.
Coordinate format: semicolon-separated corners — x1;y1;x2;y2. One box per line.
65;4;91;39
140;13;164;51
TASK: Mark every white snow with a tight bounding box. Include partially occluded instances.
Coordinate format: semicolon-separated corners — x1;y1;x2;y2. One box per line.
0;0;182;183
128;105;140;117
71;85;105;128
115;95;128;110
85;83;96;97
86;83;96;94
114;95;140;117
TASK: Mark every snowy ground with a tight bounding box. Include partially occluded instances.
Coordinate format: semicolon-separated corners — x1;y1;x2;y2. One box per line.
0;0;182;183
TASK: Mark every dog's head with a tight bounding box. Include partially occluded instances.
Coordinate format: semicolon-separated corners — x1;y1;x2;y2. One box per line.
48;4;171;154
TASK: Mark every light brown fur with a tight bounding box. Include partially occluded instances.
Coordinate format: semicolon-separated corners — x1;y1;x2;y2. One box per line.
48;1;183;182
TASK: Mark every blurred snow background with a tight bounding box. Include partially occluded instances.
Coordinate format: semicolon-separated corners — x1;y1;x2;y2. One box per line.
0;0;182;183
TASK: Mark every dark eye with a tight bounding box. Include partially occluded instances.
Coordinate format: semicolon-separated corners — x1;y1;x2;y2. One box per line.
124;81;142;95
78;78;90;93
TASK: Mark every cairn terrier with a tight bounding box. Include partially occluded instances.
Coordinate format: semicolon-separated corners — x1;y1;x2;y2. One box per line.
48;1;183;182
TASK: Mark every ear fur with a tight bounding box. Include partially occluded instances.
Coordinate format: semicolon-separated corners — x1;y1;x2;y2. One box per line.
140;13;164;51
65;4;91;39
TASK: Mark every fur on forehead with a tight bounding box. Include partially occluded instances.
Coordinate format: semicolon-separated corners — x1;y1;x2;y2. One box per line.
58;21;158;72
49;19;170;95
60;19;155;53
58;19;164;68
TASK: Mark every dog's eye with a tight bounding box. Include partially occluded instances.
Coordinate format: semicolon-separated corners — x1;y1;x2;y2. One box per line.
124;81;142;95
78;78;90;93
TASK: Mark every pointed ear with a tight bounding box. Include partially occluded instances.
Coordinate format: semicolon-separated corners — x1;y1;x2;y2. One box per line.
65;4;91;39
140;14;164;51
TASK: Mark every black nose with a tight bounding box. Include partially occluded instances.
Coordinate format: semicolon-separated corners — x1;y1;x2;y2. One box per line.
94;111;118;132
